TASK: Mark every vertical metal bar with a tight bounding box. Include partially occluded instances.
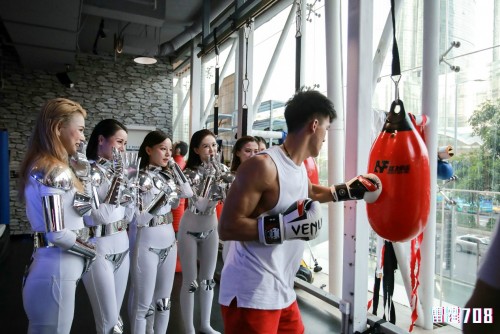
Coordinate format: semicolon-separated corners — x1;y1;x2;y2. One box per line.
253;4;296;118
324;0;345;299
421;0;440;329
344;1;373;332
173;87;190;134
190;37;203;135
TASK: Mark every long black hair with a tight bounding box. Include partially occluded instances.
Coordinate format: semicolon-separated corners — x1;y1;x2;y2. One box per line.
185;129;216;170
86;119;128;160
230;136;257;173
138;130;169;169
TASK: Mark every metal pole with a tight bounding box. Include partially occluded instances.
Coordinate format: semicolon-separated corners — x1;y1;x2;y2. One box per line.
253;4;296;118
343;1;373;332
173;87;190;134
189;37;203;135
324;0;345;298
421;0;440;329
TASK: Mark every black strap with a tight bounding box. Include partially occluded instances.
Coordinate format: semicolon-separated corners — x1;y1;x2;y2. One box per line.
242;107;248;137
390;0;401;77
213;27;219;136
295;35;301;92
214;27;219;57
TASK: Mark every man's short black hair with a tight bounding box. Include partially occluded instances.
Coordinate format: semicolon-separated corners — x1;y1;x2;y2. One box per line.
175;141;188;156
284;89;336;133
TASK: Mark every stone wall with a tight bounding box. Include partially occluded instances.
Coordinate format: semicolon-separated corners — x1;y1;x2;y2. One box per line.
0;51;173;234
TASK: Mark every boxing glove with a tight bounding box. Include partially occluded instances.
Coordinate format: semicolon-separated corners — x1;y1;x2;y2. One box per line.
258;198;322;245
330;173;382;203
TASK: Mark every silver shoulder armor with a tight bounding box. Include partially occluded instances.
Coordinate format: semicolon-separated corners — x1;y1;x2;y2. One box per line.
138;170;154;193
30;165;73;191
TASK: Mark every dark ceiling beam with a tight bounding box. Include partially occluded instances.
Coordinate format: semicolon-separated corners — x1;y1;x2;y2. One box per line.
82;5;165;27
196;0;283;58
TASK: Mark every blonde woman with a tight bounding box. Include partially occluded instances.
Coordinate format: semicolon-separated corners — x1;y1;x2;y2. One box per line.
19;98;96;333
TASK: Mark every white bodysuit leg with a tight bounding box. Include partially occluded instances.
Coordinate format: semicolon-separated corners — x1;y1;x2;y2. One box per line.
178;210;220;334
23;247;84;334
82;231;130;334
129;224;177;334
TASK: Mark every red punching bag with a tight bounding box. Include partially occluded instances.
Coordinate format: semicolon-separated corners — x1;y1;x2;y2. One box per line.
304;157;319;185
366;100;430;242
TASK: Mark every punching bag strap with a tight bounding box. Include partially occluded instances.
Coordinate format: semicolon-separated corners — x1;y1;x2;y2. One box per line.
214;28;220;136
241;21;252;137
295;0;302;92
390;0;401;102
390;0;401;78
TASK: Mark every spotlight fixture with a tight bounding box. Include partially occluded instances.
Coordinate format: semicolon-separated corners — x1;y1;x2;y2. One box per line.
133;56;157;65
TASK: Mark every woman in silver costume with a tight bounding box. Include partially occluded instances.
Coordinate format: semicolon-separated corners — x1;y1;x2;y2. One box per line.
82;119;132;334
128;130;192;334
178;129;234;334
222;136;259;262
19;98;96;334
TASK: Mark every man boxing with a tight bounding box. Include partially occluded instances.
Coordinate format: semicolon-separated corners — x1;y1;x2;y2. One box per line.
218;89;382;334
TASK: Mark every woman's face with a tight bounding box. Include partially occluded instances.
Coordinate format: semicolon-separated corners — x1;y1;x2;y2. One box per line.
146;138;172;167
59;113;85;156
258;142;267;152
236;141;259;164
194;135;217;162
98;129;128;160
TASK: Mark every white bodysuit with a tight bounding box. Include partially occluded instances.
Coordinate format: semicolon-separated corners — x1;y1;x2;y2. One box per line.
23;166;89;334
82;159;131;334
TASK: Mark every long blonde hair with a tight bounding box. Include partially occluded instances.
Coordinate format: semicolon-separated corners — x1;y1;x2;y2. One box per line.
19;98;87;199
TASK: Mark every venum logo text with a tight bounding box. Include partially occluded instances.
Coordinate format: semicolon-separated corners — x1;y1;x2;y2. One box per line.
373;160;410;174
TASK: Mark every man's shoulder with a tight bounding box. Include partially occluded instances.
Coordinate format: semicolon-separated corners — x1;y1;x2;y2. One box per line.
243;153;276;174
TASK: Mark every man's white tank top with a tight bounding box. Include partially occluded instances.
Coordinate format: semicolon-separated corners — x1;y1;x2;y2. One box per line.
219;145;308;309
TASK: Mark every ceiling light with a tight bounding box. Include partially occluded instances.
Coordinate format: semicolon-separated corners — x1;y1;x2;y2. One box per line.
133;56;157;65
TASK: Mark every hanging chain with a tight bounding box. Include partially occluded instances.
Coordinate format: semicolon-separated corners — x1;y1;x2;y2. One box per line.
242;20;252;109
295;0;302;38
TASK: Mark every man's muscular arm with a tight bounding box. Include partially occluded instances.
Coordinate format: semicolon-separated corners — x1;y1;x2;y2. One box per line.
218;154;276;241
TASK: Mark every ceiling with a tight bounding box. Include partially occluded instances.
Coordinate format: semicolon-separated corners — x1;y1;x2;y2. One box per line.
0;0;232;73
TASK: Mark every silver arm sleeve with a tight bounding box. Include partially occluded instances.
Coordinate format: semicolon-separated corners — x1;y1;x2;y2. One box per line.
144;190;168;215
103;147;124;205
168;159;194;198
42;194;65;232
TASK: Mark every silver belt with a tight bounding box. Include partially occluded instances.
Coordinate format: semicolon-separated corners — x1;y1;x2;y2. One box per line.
147;213;173;227
34;227;90;248
90;220;128;237
188;205;216;216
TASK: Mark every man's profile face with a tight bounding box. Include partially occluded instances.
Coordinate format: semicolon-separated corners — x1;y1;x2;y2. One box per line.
311;116;331;157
